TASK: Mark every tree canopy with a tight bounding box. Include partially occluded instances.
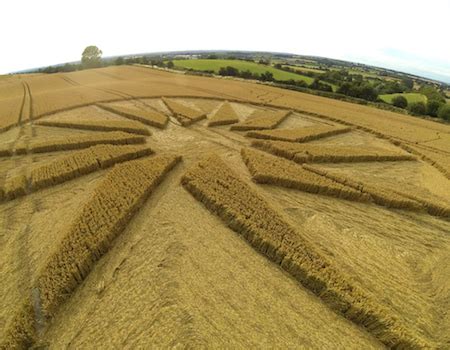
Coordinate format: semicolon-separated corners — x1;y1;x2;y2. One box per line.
392;95;408;109
82;45;102;69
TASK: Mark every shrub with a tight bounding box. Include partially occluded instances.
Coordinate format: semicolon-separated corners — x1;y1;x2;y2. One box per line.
218;66;239;77
392;95;408;108
408;102;427;115
438;104;450;120
260;71;274;82
426;100;443;117
309;79;333;92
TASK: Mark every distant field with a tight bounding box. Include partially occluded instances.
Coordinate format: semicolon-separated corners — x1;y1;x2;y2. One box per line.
380;92;427;104
172;59;316;84
282;65;326;74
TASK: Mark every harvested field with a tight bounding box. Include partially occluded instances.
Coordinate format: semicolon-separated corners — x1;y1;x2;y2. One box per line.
207;101;239;126
36;119;150;135
1;66;449;348
246;125;351;142
252;139;417;163
97;103;169;129
230;109;291;131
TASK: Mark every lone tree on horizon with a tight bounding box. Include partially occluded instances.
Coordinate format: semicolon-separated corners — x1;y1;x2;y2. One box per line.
81;45;102;69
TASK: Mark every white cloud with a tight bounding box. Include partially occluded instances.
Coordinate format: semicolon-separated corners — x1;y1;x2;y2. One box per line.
1;0;449;82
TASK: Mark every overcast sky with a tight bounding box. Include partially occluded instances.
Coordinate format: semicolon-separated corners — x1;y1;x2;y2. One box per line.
1;0;449;83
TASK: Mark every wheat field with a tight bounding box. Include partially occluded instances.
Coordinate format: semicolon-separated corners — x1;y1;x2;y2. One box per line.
1;65;449;349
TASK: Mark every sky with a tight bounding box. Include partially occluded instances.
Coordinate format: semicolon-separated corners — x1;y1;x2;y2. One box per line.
1;0;449;83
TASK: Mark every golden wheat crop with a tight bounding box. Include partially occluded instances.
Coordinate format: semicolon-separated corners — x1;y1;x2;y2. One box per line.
246;125;351;142
29;144;152;191
1;144;152;201
162;97;206;126
252;140;417;163
29;131;145;153
241;148;369;202
0;81;25;130
181;153;431;348
230;109;291;131
208;101;239;126
1;66;449;348
304;164;420;210
3;174;28;200
36;118;150;135
0;144;13;157
303;164;449;216
30;86;117;118
97;103;169;129
0;96;24;132
401;143;450;179
2;154;181;349
13;140;28;156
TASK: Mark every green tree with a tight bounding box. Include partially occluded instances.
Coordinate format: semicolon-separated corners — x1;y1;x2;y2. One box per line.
218;66;239;76
401;77;414;90
419;85;446;103
437;104;450;120
81;45;102;69
408;102;427;115
260;71;274;82
115;56;124;65
166;60;174;69
426;99;444;117
392;95;408;108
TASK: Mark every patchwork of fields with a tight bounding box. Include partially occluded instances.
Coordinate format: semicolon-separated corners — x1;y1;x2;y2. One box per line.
379;92;428;104
172;58;317;84
1;65;449;348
